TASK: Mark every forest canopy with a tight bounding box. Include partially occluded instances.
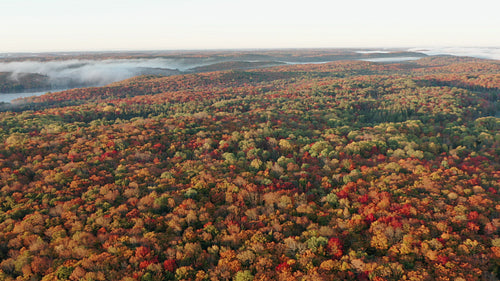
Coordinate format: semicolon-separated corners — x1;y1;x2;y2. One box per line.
0;55;499;280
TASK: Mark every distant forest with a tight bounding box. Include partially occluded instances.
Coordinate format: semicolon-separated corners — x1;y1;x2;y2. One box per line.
0;49;426;94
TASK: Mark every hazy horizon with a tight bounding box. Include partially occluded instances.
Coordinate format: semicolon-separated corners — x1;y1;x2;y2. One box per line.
1;46;500;55
3;46;500;61
0;49;425;99
1;0;499;53
1;46;499;104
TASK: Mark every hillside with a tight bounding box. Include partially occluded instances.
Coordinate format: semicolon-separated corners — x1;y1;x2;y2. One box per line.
0;72;50;93
0;56;499;280
0;49;426;94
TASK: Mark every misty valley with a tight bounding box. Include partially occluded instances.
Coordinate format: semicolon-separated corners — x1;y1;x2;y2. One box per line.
0;49;429;102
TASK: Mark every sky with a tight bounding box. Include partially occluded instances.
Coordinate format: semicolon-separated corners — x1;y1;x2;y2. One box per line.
1;0;499;52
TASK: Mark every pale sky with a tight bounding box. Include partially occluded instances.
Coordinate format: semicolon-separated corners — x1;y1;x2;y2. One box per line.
1;0;499;52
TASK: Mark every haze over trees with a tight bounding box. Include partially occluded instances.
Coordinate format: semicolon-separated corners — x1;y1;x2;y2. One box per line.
0;49;425;94
0;54;499;280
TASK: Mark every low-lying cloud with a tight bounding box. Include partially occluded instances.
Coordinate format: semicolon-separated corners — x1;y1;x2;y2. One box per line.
0;58;217;89
408;47;500;60
1;48;499;95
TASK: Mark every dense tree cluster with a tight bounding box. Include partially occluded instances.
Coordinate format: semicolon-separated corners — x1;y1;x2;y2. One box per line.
0;72;50;93
0;56;499;280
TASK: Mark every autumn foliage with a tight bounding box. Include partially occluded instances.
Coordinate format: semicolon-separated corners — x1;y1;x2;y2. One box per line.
0;55;499;280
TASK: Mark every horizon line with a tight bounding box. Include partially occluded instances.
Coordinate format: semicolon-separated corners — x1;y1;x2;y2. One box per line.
2;46;500;55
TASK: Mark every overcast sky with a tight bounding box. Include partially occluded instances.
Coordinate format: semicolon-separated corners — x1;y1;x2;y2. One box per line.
1;0;499;52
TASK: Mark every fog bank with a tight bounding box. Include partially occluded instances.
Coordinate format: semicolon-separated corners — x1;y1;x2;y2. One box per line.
408;47;500;60
0;58;218;88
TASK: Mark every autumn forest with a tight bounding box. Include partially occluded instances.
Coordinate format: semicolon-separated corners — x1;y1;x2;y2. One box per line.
0;54;499;280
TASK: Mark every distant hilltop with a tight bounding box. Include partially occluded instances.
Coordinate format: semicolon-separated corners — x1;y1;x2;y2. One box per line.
0;49;427;94
2;47;499;96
